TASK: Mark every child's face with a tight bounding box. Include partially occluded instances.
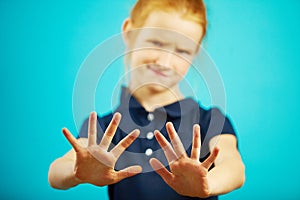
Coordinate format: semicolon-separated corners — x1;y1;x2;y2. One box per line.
124;11;203;92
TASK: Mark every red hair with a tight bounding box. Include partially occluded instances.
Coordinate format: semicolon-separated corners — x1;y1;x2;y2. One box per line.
130;0;207;39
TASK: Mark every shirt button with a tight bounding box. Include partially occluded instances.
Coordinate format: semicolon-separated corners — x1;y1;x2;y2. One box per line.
145;148;153;156
146;132;154;140
147;113;154;121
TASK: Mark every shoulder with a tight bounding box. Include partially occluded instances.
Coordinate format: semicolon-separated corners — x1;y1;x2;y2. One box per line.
198;104;224;119
98;111;114;124
183;98;225;118
197;104;236;135
78;111;114;138
81;111;114;127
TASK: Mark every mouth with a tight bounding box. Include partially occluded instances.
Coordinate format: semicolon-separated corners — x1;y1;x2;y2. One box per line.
147;65;168;77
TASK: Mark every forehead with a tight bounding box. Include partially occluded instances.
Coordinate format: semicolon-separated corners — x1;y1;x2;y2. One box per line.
139;11;203;45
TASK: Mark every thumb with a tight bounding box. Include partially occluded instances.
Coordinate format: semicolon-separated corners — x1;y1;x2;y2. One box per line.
115;165;142;182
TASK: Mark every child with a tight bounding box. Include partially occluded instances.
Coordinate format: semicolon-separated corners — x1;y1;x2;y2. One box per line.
48;0;245;199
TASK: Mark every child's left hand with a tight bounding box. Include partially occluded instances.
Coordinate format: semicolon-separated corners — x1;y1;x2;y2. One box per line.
149;122;219;198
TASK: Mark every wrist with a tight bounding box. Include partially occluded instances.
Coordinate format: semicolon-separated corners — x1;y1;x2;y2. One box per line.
206;173;217;197
72;173;84;185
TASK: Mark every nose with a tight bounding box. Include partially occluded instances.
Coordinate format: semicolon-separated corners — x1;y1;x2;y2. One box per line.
156;50;174;69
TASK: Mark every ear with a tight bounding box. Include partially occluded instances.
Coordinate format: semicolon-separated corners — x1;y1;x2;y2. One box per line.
122;18;133;46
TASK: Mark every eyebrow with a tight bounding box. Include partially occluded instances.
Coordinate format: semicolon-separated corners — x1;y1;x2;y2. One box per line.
146;39;170;45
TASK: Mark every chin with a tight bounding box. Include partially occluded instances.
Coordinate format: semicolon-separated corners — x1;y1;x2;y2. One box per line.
144;82;175;94
130;78;179;94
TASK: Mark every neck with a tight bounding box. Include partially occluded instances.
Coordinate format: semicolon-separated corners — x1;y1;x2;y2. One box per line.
128;84;184;112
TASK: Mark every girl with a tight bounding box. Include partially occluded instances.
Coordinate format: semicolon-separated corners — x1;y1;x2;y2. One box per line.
48;0;245;199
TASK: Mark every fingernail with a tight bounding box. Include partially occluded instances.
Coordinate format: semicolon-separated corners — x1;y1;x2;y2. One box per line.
129;166;142;173
114;112;121;120
149;159;160;170
130;129;139;137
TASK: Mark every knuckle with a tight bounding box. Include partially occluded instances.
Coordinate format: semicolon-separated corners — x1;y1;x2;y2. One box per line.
122;139;130;147
104;173;115;183
105;131;113;136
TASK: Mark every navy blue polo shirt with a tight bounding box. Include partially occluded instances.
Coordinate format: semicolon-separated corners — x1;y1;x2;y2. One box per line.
79;87;236;200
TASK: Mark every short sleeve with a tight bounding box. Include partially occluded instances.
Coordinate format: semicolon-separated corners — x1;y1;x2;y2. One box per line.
200;107;237;157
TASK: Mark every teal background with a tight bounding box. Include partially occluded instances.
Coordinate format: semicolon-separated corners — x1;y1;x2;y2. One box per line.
1;0;299;199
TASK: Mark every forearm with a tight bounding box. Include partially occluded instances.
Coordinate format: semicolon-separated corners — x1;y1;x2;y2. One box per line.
207;158;245;196
48;157;82;190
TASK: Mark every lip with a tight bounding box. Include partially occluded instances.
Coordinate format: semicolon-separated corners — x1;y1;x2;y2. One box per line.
147;65;168;77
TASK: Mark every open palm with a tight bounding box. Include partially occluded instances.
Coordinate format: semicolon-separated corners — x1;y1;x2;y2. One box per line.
150;122;219;198
62;112;142;186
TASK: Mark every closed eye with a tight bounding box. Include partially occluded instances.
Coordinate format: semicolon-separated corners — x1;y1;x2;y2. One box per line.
176;48;192;55
147;39;164;47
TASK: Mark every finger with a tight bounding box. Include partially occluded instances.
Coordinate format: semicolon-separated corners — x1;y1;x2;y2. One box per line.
166;122;187;157
110;129;140;159
201;147;220;169
62;128;82;152
88;111;97;146
116;165;142;182
150;158;173;185
99;112;121;150
154;130;178;164
191;124;201;160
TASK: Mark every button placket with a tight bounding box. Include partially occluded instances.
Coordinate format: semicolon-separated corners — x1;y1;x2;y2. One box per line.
146;131;154;140
147;113;154;121
145;148;153;156
144;112;156;157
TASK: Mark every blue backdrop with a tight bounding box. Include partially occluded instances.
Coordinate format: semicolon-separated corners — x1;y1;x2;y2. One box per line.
1;0;299;199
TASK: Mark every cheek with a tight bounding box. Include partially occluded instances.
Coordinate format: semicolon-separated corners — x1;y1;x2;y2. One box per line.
129;49;156;67
129;51;142;67
174;58;191;77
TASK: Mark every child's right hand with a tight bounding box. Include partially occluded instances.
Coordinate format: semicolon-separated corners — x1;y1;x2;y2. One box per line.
62;112;142;186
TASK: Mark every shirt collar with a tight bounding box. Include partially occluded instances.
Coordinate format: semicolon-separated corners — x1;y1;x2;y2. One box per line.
118;86;198;118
